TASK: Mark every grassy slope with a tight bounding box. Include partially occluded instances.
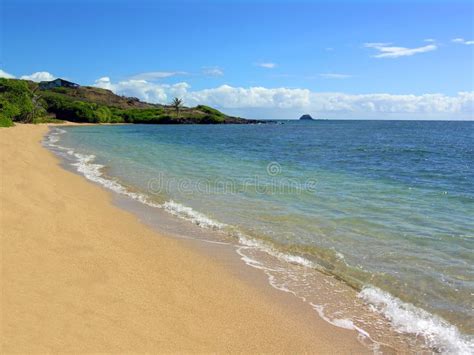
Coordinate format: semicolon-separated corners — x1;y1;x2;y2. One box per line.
36;83;253;124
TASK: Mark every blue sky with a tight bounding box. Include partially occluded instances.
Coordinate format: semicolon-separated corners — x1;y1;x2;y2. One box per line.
1;0;473;119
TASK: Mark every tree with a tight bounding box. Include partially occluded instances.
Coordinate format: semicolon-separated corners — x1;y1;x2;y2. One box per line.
29;87;47;122
0;78;35;122
171;97;183;118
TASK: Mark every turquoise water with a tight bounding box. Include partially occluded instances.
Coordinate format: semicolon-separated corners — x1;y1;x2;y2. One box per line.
47;121;474;352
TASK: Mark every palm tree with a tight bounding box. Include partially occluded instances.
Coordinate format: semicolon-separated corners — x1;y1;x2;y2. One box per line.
171;97;183;118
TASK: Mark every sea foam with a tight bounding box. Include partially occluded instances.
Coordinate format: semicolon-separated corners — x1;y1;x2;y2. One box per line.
163;200;226;229
359;287;474;354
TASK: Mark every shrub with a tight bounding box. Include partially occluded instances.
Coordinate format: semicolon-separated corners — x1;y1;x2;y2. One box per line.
42;92;115;123
118;108;165;123
0;78;35;122
32;116;64;124
202;114;225;123
0;114;14;127
196;105;225;117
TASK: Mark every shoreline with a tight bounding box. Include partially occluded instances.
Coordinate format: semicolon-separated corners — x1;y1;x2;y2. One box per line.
1;123;368;352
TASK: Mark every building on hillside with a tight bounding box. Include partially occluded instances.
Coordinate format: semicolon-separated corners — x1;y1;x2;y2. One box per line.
39;78;80;90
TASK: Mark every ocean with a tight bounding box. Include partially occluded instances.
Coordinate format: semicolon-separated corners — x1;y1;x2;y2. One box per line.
45;120;474;353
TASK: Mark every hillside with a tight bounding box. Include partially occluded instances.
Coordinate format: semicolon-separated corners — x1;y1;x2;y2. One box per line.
0;78;258;126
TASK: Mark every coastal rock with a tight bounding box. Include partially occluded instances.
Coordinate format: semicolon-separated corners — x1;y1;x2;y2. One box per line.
299;114;314;120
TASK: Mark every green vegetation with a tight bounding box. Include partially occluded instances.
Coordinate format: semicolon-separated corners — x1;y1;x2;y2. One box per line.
196;105;225;117
0;115;14;127
40;91;117;123
32;116;64;124
0;78;33;126
109;107;165;123
0;78;256;126
0;78;50;126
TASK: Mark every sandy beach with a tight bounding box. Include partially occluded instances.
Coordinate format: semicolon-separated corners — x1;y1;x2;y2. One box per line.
0;124;367;353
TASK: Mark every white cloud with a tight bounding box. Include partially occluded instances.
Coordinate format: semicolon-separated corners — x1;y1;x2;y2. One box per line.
364;42;437;58
93;77;474;120
187;87;473;115
129;71;187;81
424;38;436;43
20;71;55;82
256;62;277;69
0;69;15;79
452;38;474;45
186;85;312;109
94;77;190;103
94;77;114;90
202;67;224;76
319;73;352;79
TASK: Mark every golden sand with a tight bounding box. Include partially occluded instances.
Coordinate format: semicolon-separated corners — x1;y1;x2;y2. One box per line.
0;124;367;353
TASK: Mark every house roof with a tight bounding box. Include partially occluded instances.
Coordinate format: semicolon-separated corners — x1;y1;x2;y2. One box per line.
39;78;79;86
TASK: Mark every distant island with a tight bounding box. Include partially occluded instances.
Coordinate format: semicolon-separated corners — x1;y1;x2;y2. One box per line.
299;114;314;120
0;77;260;127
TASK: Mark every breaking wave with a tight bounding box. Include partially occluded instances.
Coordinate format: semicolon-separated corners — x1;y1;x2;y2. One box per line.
359;287;474;354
